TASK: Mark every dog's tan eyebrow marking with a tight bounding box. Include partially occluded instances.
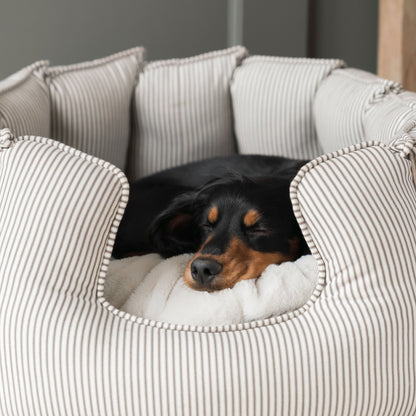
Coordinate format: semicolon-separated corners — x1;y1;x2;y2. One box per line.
207;206;219;223
243;209;260;227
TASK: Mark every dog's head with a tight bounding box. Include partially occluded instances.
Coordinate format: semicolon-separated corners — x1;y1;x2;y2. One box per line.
148;175;307;291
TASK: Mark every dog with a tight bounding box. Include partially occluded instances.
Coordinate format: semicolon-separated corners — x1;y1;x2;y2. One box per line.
113;155;309;291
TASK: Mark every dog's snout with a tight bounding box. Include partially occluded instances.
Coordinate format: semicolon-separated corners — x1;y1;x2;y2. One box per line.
190;257;222;285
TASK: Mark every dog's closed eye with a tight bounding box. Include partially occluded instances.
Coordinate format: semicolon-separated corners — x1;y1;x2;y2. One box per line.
245;226;271;236
242;210;271;235
201;206;219;232
202;222;215;232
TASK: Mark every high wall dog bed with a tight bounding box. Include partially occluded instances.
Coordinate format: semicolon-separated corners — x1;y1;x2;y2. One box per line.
1;47;416;415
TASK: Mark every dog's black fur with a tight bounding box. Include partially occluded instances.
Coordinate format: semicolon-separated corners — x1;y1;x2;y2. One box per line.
113;155;309;290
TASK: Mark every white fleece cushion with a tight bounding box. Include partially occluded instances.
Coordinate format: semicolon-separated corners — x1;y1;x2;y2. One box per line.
0;61;50;137
131;46;247;179
105;254;318;326
46;47;145;171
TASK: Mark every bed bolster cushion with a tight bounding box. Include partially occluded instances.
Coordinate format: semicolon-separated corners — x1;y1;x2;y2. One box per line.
231;56;344;159
287;140;416;414
364;90;416;143
46;47;145;171
131;46;247;179
0;61;50;137
0;133;128;300
314;68;402;152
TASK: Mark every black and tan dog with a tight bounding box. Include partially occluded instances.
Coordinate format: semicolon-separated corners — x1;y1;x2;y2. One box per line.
113;155;309;291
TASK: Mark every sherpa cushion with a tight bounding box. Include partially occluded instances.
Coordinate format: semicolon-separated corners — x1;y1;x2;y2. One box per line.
231;56;344;159
0;61;50;137
314;68;402;152
104;253;318;326
131;46;247;179
46;47;145;171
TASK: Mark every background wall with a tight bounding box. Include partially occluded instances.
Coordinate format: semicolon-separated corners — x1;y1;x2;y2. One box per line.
308;0;379;73
0;0;378;78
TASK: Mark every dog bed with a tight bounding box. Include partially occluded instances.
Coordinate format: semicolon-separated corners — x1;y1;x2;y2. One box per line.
1;47;416;416
105;254;318;326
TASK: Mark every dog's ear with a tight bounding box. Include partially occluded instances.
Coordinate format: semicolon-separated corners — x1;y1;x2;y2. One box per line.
148;190;206;258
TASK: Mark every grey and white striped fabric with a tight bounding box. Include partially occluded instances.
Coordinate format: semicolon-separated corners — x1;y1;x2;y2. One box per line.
314;68;402;152
46;47;145;171
1;130;415;415
0;61;50;137
131;46;247;179
231;56;345;159
364;90;416;143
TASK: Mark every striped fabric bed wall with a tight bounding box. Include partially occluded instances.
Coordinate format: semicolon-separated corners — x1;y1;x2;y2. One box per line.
364;91;416;143
1;131;415;415
46;47;145;171
230;56;345;160
131;46;248;180
314;68;402;152
0;61;50;137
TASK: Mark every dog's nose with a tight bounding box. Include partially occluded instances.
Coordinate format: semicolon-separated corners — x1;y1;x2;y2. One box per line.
190;258;222;285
